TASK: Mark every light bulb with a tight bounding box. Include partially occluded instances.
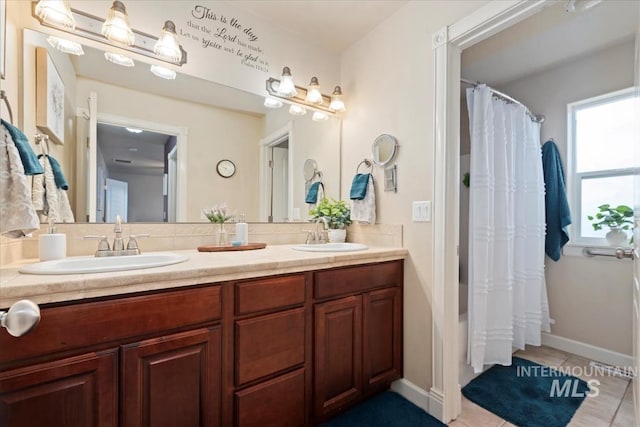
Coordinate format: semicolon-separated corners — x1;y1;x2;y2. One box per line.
35;0;75;30
47;36;84;55
329;86;346;112
104;52;134;67
150;65;177;80
154;21;182;63
102;1;135;46
305;77;322;104
277;67;297;97
312;111;329;122
264;97;283;108
289;105;307;116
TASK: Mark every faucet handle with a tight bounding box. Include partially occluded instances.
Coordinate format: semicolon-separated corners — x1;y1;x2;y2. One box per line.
319;231;329;244
305;231;315;244
127;234;149;252
84;235;110;252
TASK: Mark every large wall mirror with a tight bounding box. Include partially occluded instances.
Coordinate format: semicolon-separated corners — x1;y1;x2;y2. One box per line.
23;29;342;224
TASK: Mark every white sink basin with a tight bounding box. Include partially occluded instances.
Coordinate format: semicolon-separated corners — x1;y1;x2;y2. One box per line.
292;243;368;252
19;253;189;275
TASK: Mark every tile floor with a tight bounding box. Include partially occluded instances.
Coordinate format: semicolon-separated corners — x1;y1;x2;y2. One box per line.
449;345;636;427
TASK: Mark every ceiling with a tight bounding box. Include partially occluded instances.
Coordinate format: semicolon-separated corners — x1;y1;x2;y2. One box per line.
462;0;639;86
226;1;409;54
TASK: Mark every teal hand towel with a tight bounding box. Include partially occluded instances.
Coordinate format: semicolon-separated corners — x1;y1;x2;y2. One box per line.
542;140;571;261
306;181;323;204
350;173;370;200
39;154;69;190
1;119;44;175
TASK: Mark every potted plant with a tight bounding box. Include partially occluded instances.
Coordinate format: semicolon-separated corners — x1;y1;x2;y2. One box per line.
587;204;634;246
309;198;352;242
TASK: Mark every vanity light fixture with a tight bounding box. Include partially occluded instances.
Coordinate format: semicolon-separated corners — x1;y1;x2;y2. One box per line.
329;86;346;112
276;67;298;97
104;51;134;67
154;21;182;63
289;105;307;116
46;35;84;55
102;1;135;46
126;127;143;134
312;111;329;122
150;65;177;80
305;77;322;104
264;97;283;109
35;0;75;31
265;66;346;115
31;1;187;67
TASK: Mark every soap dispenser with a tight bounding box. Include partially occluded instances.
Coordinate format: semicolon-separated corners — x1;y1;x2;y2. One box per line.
235;213;248;245
39;219;66;261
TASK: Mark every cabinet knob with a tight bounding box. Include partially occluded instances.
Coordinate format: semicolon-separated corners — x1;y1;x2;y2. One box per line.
1;300;41;337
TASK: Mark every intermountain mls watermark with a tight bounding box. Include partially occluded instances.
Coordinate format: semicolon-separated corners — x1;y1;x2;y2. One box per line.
517;364;638;398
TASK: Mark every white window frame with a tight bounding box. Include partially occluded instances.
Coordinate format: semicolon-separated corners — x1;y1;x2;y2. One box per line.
566;87;636;253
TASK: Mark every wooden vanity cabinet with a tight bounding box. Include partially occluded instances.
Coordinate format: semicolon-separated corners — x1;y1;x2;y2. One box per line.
0;259;403;427
0;285;222;427
313;261;403;421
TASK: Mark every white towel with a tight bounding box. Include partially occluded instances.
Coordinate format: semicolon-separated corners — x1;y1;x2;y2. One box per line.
351;175;376;224
32;155;74;223
0;125;40;238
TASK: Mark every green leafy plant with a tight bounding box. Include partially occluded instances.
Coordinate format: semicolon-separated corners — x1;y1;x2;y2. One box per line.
587;204;634;231
309;198;352;229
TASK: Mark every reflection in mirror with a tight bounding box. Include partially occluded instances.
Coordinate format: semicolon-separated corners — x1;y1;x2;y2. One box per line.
23;29;342;224
372;134;399;167
303;159;318;182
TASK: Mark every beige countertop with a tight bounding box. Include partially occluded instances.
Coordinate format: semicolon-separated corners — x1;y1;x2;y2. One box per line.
0;245;407;308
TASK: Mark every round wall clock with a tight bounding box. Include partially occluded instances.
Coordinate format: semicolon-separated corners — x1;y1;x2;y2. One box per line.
216;159;236;178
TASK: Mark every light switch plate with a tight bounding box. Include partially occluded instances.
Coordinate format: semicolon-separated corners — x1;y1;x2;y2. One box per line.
412;201;431;222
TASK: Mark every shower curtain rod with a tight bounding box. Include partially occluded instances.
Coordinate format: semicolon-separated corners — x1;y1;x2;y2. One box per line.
461;78;544;123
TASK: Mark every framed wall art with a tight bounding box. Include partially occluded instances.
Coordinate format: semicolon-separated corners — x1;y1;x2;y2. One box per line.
36;47;65;144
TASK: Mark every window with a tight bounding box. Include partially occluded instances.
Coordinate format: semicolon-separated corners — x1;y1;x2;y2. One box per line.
567;88;636;245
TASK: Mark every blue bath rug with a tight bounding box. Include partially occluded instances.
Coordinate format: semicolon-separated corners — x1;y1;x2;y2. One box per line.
320;391;446;427
462;356;589;427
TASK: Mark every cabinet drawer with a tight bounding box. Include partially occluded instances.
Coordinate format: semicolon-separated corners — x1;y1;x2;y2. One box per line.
0;285;221;367
235;368;305;427
235;308;305;386
235;275;305;315
314;261;402;300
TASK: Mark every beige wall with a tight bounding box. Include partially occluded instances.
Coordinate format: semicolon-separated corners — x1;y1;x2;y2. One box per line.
497;40;636;355
339;0;490;391
76;78;264;222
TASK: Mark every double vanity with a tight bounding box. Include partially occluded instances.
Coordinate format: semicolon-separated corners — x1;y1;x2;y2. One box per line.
0;244;406;427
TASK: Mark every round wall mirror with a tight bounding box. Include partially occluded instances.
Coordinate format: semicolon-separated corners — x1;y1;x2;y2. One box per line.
371;134;399;167
303;159;318;181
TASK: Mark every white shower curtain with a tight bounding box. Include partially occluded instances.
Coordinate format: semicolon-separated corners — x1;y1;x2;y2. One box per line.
466;85;551;373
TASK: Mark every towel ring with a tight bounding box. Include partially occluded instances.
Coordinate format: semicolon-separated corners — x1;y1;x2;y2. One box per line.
35;134;50;155
0;90;13;124
356;159;372;174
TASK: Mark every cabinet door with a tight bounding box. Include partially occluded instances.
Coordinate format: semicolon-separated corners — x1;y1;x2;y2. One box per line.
121;327;221;427
363;287;402;391
314;295;362;417
0;350;118;427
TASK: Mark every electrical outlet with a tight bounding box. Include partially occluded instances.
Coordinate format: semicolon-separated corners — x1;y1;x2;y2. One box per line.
412;201;431;222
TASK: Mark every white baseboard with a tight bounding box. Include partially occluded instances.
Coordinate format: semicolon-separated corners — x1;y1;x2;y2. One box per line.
541;332;633;368
391;379;430;411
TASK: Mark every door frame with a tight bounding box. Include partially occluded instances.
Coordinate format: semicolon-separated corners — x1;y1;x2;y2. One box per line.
92;113;188;222
259;122;293;222
430;0;549;422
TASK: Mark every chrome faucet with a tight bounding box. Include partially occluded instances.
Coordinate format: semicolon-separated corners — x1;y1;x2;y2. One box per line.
305;217;329;244
113;215;124;251
84;215;147;257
